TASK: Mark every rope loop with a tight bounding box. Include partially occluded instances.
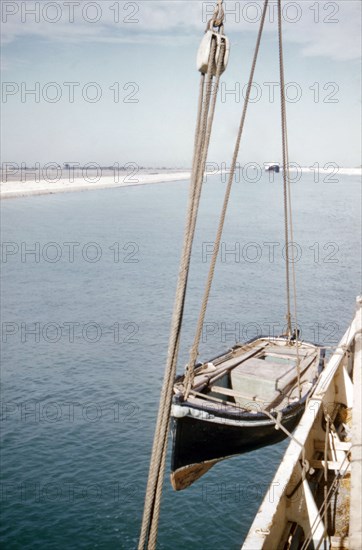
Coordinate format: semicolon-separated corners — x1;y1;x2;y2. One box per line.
206;0;225;31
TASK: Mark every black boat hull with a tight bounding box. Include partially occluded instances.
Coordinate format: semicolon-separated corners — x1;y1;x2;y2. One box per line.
170;338;324;489
171;401;304;477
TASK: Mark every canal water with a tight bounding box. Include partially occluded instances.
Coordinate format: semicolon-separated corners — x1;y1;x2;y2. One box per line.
1;172;360;548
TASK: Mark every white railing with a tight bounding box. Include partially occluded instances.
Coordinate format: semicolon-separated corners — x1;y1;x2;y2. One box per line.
242;296;362;550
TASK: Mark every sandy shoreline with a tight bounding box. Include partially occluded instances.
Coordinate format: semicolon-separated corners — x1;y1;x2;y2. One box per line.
1;166;360;200
0;171;192;199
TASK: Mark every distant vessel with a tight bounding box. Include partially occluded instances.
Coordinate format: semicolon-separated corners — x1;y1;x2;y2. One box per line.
265;162;280;173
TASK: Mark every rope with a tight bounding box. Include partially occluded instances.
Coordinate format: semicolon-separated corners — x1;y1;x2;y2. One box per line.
286;127;302;397
277;0;301;396
147;37;225;548
138;17;226;550
299;450;350;550
261;408;305;449
139;1;300;546
184;0;270;397
210;0;224;28
278;0;292;339
323;415;330;539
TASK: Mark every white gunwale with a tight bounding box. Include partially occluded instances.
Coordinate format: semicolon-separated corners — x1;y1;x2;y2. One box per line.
242;296;362;550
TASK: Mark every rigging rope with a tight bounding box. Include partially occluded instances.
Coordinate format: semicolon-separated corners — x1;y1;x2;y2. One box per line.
277;0;301;396
138;7;226;548
148;40;226;550
139;1;301;546
184;0;270;396
210;0;225;28
278;0;292;339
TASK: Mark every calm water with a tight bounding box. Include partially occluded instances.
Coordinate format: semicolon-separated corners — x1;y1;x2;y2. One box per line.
1;173;361;549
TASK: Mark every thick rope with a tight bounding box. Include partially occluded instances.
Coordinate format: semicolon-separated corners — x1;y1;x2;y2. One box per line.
138;74;212;548
184;0;270;396
323;415;330;538
278;0;292;339
285;126;301;397
277;0;301;396
138;27;226;550
139;1;302;545
187;37;224;268
138;72;208;550
210;0;224;28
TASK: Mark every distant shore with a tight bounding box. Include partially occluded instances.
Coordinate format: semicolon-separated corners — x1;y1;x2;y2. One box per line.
0;170;192;199
1;166;360;200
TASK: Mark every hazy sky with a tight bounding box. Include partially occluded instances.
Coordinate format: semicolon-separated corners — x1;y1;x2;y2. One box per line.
1;0;361;168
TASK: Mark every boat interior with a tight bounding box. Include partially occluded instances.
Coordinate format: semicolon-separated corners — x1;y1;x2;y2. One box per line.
175;339;322;414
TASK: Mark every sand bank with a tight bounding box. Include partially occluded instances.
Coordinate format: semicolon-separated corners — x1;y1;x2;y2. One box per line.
0;171;192;200
2;166;360;200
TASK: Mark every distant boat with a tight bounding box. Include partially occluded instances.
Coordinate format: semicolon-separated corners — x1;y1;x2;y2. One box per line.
265;162;280;173
171;336;324;490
